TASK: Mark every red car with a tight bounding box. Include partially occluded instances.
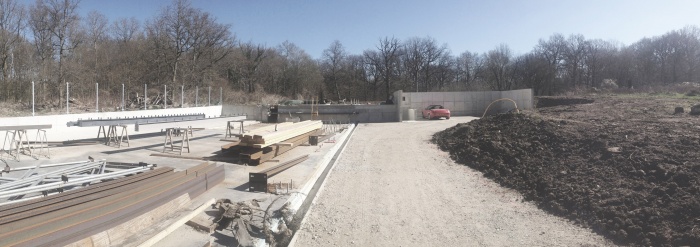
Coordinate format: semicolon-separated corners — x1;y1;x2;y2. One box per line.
422;105;450;120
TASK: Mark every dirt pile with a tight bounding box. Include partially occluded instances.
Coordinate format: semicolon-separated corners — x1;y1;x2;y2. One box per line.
535;96;594;108
433;108;700;246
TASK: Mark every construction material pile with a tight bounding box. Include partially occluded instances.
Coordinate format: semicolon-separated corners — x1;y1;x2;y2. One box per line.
223;120;322;165
0;161;224;246
433;109;700;246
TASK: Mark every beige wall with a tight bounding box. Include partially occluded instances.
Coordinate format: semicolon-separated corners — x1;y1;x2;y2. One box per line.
398;89;533;120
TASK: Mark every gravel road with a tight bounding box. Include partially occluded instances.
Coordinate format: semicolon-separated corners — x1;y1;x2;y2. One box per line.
293;117;614;246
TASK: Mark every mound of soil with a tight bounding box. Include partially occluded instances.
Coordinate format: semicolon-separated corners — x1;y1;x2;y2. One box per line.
536;96;594;108
433;96;700;246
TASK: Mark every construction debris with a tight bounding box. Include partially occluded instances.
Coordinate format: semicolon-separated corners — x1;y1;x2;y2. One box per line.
211;198;266;247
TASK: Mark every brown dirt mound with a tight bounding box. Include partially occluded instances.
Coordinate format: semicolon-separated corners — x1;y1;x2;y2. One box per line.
433;111;700;246
536;96;594;108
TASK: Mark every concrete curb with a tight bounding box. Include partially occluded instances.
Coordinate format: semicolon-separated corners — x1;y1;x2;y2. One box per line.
286;123;357;247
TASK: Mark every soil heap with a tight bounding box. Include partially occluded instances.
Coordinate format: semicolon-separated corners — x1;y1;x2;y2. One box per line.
433;109;700;246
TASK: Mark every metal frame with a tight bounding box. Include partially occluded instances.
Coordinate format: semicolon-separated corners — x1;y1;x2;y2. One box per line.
0;159;158;203
66;114;206;127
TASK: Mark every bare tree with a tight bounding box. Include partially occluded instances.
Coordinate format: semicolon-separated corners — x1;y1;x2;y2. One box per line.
0;0;25;101
84;10;107;83
111;17;139;43
236;42;267;93
147;0;233;86
376;37;401;99
456;51;482;89
321;40;346;100
29;0;81;106
563;34;588;88
483;44;513;91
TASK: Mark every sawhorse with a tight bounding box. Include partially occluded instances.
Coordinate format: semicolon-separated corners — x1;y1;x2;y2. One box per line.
163;127;192;155
225;120;245;138
2;130;30;161
97;125;130;148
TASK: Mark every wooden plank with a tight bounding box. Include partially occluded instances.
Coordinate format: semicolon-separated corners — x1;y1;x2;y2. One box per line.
253;121;322;148
272;143;293;146
246;130;314;165
220;141;240;150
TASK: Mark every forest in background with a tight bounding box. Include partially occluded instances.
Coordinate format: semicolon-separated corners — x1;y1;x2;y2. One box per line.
0;0;699;108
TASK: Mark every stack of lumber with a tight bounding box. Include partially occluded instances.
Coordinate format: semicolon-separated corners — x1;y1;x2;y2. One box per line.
221;121;322;165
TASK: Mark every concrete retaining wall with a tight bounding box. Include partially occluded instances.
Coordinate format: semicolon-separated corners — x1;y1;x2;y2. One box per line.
397;89;533;121
278;105;397;123
221;88;533;123
222;104;398;123
0;106;222;142
221;105;268;121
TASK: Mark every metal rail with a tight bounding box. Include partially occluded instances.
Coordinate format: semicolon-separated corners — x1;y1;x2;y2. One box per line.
249;155;309;192
66;113;206;127
0;162;224;246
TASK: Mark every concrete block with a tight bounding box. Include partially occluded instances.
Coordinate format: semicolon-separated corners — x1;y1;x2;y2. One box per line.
413;93;422;103
369;113;382;122
446;92;455;101
383;112;397;122
478;91;487;101
487;91;499;101
402;93;412;103
453;102;465;111
411;102;422;110
461;92;472;103
443;102;454;110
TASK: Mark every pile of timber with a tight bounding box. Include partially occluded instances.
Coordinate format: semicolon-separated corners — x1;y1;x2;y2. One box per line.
0;162;224;246
222;121;322;165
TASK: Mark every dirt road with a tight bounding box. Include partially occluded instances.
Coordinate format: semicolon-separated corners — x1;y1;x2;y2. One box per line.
293;117;613;246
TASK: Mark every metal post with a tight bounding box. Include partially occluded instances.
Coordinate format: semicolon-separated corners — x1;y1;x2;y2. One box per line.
66;82;70;114
181;85;184;108
32;81;35;116
220;87;222;105
121;84;125;111
164;85;167;109
144;84;147;110
95;82;99;112
196;86;198;107
208;86;211;106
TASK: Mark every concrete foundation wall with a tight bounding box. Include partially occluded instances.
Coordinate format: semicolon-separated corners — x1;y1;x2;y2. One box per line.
278;105;397;123
0;106;222;142
221;105;268;121
222;104;398;123
398;89;533;120
221;89;533;124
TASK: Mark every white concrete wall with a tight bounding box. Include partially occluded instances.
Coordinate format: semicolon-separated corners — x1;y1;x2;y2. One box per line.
0;106;222;142
221;105;268;122
399;89;533;120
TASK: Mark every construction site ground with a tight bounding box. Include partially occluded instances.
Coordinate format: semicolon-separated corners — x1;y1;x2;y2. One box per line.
293;116;613;246
0;116;343;246
432;95;700;246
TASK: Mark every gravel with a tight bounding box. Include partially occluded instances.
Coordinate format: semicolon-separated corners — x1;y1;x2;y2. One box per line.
292;117;613;246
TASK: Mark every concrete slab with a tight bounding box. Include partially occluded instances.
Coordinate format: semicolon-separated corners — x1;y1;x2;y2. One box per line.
0;117;346;247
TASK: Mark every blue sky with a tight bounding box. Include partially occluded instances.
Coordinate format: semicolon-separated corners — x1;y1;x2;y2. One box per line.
66;0;700;58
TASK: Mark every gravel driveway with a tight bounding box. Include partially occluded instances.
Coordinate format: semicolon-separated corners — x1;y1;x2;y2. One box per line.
292;117;613;246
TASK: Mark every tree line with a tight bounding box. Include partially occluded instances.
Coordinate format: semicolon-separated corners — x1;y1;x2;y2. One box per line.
0;0;699;108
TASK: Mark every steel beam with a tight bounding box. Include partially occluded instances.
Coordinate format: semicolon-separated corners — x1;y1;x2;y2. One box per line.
0;125;52;131
66;114;206;127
